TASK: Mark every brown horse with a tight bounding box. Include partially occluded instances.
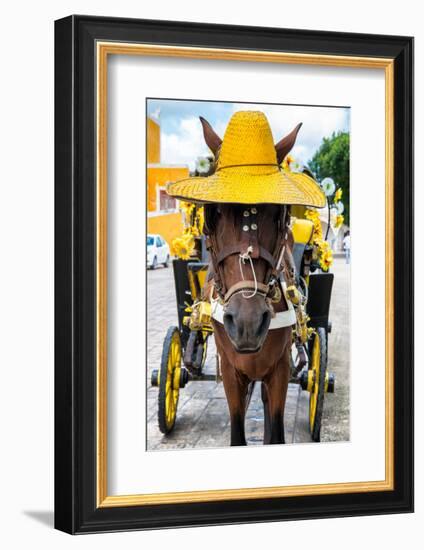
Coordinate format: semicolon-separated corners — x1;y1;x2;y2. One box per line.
200;117;301;445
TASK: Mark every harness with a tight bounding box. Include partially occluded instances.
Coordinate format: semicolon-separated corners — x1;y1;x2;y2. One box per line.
205;205;295;309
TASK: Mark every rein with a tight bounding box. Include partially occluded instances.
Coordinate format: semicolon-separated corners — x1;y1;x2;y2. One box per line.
205;205;292;306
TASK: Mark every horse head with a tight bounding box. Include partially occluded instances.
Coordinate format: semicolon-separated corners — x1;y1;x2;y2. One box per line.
200;116;301;353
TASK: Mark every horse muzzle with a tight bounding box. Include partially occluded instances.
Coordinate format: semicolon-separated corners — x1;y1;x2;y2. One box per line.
223;293;272;353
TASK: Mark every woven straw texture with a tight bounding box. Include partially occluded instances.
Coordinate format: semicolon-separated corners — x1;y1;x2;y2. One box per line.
166;111;326;207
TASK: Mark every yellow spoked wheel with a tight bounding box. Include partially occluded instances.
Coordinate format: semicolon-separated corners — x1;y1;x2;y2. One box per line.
308;327;327;442
158;326;182;434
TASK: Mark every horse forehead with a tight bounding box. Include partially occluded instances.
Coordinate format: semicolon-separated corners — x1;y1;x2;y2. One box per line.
222;203;279;214
220;204;280;225
216;205;280;248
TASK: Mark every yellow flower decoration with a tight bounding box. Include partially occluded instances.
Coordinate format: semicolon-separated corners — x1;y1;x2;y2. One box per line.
196;207;204;234
335;214;344;228
190;226;200;238
180;201;195;216
173;202;205;259
172;232;195;260
305;209;323;240
305;208;333;271
334;188;343;202
318;240;333;271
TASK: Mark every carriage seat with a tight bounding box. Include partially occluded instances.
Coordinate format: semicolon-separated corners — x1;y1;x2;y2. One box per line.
291;218;314;245
291;218;314;280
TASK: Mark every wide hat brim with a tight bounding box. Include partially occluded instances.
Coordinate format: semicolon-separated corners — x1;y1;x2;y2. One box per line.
166;166;326;207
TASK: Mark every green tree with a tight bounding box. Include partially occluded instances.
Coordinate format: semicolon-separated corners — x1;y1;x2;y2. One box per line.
307;131;350;225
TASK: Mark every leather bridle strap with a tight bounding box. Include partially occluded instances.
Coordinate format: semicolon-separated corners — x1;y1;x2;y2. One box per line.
205;206;291;300
223;280;270;304
264;207;290;284
216;244;277;269
205;234;225;294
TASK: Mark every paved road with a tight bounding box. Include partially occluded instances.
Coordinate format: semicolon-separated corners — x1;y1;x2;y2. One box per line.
147;257;350;450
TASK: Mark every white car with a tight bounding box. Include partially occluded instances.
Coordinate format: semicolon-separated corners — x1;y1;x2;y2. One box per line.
147;234;170;269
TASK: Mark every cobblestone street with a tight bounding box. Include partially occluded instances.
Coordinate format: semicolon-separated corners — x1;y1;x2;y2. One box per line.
147;257;350;450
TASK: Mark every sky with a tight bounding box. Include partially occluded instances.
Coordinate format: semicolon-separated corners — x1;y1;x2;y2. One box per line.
147;99;350;172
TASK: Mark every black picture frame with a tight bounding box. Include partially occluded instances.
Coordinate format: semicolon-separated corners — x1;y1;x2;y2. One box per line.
55;15;414;534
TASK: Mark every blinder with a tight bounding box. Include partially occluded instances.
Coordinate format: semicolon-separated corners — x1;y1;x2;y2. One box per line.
203;204;219;236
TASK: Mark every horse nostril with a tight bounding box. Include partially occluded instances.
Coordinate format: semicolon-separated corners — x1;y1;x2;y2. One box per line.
224;311;240;340
223;312;234;328
258;310;271;335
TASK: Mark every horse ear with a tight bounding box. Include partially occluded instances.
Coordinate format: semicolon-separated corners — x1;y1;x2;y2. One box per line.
199;116;222;157
275;123;303;164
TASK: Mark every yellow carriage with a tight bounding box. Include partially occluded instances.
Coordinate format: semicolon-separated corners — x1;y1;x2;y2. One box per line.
151;204;336;441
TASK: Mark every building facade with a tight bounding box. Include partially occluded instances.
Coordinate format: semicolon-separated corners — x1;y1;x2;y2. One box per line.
147;116;189;251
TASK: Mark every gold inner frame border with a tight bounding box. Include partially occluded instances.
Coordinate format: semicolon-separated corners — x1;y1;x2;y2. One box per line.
96;42;394;508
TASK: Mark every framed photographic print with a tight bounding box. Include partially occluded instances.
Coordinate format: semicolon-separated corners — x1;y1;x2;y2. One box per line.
54;15;414;534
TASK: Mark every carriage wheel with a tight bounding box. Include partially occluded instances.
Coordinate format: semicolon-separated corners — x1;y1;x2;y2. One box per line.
308;327;327;442
158;326;182;434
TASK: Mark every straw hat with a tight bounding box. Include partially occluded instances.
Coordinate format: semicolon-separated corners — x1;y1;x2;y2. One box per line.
166;111;326;207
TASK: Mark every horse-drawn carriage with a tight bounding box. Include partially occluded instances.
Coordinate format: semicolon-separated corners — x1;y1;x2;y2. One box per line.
151;110;338;445
151;211;336;442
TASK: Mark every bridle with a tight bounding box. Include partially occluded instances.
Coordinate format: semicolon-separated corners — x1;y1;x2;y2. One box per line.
204;205;292;305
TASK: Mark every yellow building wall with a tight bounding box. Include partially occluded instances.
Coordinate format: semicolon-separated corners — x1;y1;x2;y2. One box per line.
147;118;160;163
147;166;189;212
147;212;184;254
146;116;189;250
